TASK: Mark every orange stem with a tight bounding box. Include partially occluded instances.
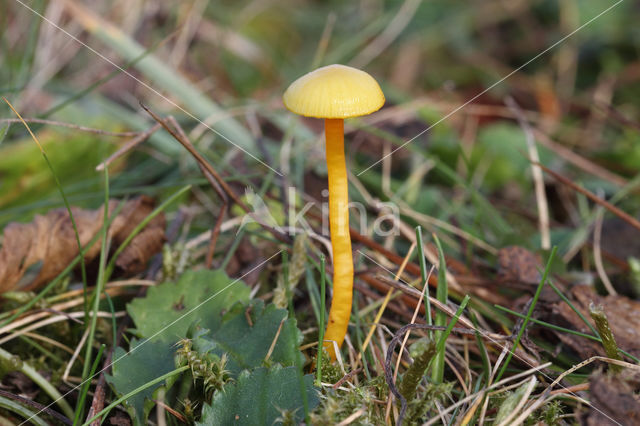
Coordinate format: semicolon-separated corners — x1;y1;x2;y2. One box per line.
323;118;353;360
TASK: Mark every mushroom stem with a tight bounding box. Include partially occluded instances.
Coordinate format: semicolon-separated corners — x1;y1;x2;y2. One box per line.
323;118;354;360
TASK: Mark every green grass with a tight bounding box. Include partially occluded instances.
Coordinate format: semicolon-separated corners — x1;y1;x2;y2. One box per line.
3;0;640;424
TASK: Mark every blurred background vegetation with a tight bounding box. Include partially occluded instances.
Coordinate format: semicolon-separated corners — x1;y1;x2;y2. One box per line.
2;0;640;423
1;1;638;252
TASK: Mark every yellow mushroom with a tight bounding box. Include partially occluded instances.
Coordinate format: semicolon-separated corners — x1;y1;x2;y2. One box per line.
283;64;385;360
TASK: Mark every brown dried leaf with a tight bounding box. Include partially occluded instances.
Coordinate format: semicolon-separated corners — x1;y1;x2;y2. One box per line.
496;245;542;285
108;413;132;426
583;370;640;425
540;285;640;359
0;196;165;293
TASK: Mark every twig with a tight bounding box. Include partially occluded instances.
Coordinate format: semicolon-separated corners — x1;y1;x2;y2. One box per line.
63;327;89;384
331;368;363;390
0;118;140;136
519;357;639;426
141;103;289;244
86;317;130;425
164;116;228;268
95;123;162;171
593;206;617;295
374;276;475;336
535;161;640;232
506;97;550;249
369;273;542;372
533;129;627;187
0;389;72;425
385;266;435;422
384;322;503;425
545;356;640;395
423;362;552;426
336;408;366;426
595;101;640;132
355;243;416;369
0;311;126;345
548;382;589;395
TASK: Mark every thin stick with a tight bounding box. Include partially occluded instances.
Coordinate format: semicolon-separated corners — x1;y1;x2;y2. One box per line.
385;265;435;423
593;206;617;295
506;97;550;249
533;129;627;187
141;104;247;209
0;117;140;136
496;247;557;381
548;382;589;395
422;362;552;426
0;389;72;425
141;103;288;245
82;367;190;426
316;256;327;386
63;328;89;383
355;243;416;368
547;356;639;394
95;123;161;171
165;116;228;268
536;161;640;232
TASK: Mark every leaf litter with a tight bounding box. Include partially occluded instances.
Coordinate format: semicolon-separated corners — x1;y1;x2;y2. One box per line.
0;196;165;293
539;285;640;359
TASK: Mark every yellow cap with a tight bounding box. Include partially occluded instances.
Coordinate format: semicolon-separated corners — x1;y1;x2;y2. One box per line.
283;64;385;119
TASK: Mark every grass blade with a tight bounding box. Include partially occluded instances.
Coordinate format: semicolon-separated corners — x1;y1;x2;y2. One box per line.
82;366;189;426
78;167;110;421
415;226;433;338
495;246;557;381
0;347;73;419
435;294;471;358
3;98;90;318
104;184;192;279
547;279;599;336
316;255;326;386
73;344;105;425
61;1;255;153
431;233;448;383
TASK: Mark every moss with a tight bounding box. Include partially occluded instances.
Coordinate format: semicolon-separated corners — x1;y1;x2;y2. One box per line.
399;338;437;402
310;377;388;425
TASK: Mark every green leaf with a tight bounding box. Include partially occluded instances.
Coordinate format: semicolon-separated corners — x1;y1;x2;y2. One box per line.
191;299;303;375
127;269;251;342
105;339;175;425
0;129;115;220
197;366;319;426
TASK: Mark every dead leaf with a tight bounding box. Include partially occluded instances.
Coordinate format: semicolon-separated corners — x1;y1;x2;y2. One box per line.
496;246;542;285
600;217;640;261
540;285;640;359
583;370;640;425
108;413;132;426
0;196;165;293
1;372;40;401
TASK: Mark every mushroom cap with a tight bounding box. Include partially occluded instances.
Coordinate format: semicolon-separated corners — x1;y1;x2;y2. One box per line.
283;64;385;119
